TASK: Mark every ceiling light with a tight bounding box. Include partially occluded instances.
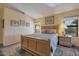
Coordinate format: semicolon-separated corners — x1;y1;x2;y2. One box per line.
45;3;59;7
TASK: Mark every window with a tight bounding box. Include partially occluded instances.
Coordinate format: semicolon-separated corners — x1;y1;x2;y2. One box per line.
64;17;78;37
34;23;40;33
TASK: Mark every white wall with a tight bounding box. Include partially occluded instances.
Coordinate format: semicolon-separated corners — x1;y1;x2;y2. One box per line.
3;7;34;46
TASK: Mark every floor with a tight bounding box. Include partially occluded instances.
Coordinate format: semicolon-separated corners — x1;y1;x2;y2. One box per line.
0;43;79;56
0;43;32;56
53;46;77;56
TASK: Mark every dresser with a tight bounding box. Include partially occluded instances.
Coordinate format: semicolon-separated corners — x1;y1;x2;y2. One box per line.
59;36;72;47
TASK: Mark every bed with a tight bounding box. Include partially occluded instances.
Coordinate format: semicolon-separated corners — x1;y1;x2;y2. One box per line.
21;33;58;56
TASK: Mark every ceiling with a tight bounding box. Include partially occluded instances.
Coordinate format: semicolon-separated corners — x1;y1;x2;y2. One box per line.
1;3;79;19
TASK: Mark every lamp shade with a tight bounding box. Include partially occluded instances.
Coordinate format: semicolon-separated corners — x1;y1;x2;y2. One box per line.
60;23;68;29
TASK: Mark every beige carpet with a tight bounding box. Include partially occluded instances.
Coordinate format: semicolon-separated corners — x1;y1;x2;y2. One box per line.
53;46;76;56
0;44;78;56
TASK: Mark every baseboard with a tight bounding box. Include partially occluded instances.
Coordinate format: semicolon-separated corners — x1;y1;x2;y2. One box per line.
0;42;20;48
3;42;20;47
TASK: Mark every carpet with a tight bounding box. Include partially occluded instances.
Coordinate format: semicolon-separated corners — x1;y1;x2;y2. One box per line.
53;47;63;56
16;47;32;56
0;50;4;56
0;44;77;56
53;46;76;56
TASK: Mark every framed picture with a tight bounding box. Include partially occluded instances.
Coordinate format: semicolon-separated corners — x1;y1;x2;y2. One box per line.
20;20;26;26
10;20;30;27
10;20;19;26
45;16;54;25
26;22;30;26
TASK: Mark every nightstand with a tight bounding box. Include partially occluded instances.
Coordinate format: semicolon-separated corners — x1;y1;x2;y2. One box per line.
58;36;72;47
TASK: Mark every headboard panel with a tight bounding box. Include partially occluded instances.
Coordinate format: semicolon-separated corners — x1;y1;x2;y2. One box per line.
41;25;57;34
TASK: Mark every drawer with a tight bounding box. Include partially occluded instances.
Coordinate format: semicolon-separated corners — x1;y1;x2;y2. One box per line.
59;37;72;47
59;37;71;42
59;41;72;47
60;39;71;42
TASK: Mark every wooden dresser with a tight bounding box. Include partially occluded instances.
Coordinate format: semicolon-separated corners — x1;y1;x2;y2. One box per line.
59;36;72;47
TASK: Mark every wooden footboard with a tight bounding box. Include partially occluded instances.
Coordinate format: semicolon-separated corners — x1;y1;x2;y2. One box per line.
21;35;51;56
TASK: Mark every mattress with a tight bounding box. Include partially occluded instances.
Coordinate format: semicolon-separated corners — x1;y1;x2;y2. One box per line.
25;33;58;55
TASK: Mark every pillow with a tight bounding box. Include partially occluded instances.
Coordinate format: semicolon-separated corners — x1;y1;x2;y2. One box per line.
42;29;56;34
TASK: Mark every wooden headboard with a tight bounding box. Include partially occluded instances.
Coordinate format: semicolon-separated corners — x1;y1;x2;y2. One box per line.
41;25;58;34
